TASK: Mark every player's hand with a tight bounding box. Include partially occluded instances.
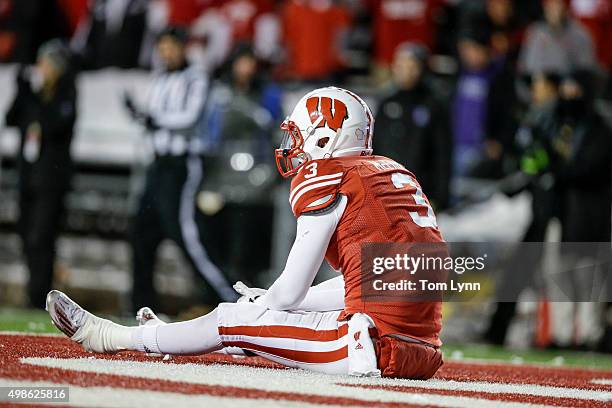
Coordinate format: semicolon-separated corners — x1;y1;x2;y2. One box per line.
233;281;266;303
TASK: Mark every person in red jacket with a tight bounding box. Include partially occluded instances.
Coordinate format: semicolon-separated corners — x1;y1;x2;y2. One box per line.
371;0;445;66
281;0;352;80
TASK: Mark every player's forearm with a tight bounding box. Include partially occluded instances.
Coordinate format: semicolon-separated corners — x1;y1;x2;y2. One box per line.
259;223;327;310
295;275;345;311
310;275;344;291
296;288;345;312
260;274;311;311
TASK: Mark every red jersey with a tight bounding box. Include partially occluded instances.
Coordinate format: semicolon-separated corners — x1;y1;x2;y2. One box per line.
289;155;444;346
220;0;274;42
167;0;212;26
371;0;444;65
281;0;351;80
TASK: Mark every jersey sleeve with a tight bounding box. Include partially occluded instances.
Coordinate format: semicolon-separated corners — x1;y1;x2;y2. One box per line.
289;160;344;217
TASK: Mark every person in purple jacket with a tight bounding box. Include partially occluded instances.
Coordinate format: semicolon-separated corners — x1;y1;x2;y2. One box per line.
452;28;515;179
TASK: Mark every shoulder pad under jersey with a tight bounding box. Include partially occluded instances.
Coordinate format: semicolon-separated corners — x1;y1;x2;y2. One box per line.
289;160;345;217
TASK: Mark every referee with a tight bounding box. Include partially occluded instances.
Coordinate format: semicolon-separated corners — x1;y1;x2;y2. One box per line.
124;27;236;311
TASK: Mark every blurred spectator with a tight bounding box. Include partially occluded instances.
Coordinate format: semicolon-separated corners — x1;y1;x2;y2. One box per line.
474;0;524;173
553;73;611;242
4;40;76;309
461;0;526;60
198;0;281;66
485;71;612;348
543;73;611;350
199;43;282;283
570;0;612;71
71;0;148;69
407;0;540;58
519;0;596;76
371;0;445;66
484;71;562;345
518;72;563;240
123;27;237;311
0;0;70;63
451;29;515;178
281;0;351;81
375;43;451;210
186;7;232;73
452;31;492;177
159;0;280;72
219;0;276;45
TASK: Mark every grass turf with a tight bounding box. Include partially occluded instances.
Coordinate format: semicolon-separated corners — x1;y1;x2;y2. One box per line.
442;342;612;370
0;307;58;334
1;307;611;370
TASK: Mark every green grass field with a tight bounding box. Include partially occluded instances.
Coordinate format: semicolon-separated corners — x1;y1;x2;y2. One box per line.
0;307;58;334
2;307;611;370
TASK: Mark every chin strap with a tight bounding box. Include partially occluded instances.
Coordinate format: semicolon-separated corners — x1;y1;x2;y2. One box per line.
323;128;343;159
307;116;325;137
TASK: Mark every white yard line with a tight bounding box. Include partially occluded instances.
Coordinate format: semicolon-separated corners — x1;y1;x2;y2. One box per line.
0;378;341;408
20;357;602;408
339;375;612;401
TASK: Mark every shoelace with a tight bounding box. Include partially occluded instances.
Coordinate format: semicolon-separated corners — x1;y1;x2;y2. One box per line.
60;297;87;328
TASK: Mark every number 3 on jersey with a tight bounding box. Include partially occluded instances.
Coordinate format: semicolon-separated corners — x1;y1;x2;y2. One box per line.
391;172;438;228
304;162;318;179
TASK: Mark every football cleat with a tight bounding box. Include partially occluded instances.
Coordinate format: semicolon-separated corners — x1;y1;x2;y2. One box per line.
46;290;129;354
136;307;166;327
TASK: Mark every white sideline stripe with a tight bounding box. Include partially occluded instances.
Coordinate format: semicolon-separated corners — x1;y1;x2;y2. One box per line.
592;378;612;385
219;333;349;353
289;172;344;203
20;357;610;407
291;179;342;211
0;378;331;408
343;377;612;402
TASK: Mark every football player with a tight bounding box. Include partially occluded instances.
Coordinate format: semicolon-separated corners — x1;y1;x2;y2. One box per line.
46;87;444;378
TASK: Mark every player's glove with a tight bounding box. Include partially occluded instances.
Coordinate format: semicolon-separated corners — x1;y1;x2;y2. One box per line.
233;281;266;303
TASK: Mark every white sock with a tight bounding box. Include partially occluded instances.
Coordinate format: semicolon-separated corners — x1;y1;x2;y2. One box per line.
91;318;136;352
132;308;223;355
131;325;161;354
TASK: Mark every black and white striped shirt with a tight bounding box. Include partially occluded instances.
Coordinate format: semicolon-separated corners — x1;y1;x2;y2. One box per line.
147;64;208;156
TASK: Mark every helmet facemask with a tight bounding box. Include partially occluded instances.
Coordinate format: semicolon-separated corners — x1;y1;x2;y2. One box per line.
275;120;310;178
